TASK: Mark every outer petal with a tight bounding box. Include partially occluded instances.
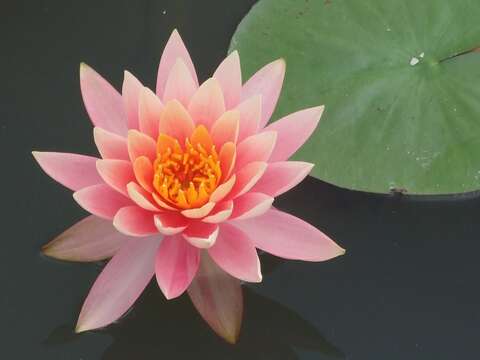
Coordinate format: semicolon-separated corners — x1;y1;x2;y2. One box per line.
42;216;128;262
73;184;132;219
250;161;314;197
234;131;277;171
156;29;198;97
163;59;197;107
32;152;102;191
79;63;128;135
231;208;345;261
127;130;157;162
227;161;267;199
241;59;285;128
122;70;143;130
208;223;261;282
96;159;134;196
188;252;243;344
138;87;162;139
213;50;241;109
93;127;129;160
113;206;157;236
75;235;162;332
188;78;225;129
265;106;324;162
155;234;200;299
230;192;273;220
183;222;219;248
202;201;233;223
236;95;262;142
158;100;195;141
210;110;240;149
154;212;189;235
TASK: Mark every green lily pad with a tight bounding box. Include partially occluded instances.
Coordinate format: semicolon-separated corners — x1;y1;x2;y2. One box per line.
230;0;480;194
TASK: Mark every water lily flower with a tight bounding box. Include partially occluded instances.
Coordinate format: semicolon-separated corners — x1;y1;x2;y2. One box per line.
33;29;345;343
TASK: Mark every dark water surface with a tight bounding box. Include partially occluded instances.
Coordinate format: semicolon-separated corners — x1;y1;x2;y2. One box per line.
2;0;479;359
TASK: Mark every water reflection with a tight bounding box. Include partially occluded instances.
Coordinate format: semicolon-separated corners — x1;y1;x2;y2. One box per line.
46;255;344;359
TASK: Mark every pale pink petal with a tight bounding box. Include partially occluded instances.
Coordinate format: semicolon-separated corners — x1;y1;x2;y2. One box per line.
42;216;129;262
183;222;219;248
122;70;143;130
32;151;102;191
163;59;198;107
236;95;262;142
127;182;160;212
234;131;277;171
96;159;134;196
93;127;129;160
133;156;154;193
113;206;157;236
250;161;313;197
73;184;132;219
188;252;243;344
181;202;216;219
188;78;225;129
158;100;195;140
154;212;189;235
209;175;236;203
76;235;161;332
152;193;179;211
265;106;324;161
241;59;285;128
219;142;236;181
210;110;239;149
127;130;157;162
156;29;198;97
202;201;233;223
138;87;162;139
227;161;267;199
208;223;261;282
213;51;241;109
230;192;273;220
231;208;346;261
80;63;128;136
155;234;200;299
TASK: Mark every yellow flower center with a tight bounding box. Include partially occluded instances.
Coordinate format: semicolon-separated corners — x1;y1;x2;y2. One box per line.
153;125;222;209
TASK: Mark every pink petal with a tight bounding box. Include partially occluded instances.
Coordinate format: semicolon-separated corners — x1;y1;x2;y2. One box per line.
113;206;157;236
230;192;273;220
163;59;198;107
219;142;236;181
138;87;162;139
265;106;324;162
188;78;225;129
93;127;129;160
210;110;240;149
250;161;313;197
79;63;128;136
210;175;236;203
152;192;179;211
133;156;154;193
202;201;233;223
183;222;219;248
42;215;128;262
228;161;267;199
96;159;134;196
73;184;132;219
213;50;241;109
127;130;157;162
208;223;261;282
158;100;195;141
231;208;346;261
122;70;143;130
155;234;200;299
76;235;161;332
154;212;189;235
126;182;160;212
181;202;216;219
188;252;243;344
236;95;262;142
234;131;277;171
156;29;198;97
32;151;102;191
241;59;285;128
